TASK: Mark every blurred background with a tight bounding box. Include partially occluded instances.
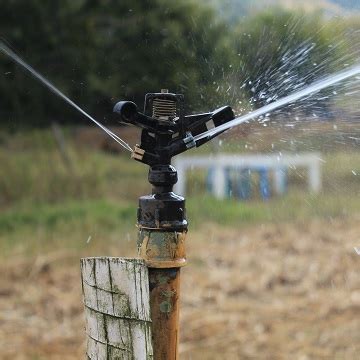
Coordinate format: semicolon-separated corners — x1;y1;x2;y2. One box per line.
0;0;360;359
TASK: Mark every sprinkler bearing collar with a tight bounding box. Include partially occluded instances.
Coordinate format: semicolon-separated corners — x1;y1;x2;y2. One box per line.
137;165;187;231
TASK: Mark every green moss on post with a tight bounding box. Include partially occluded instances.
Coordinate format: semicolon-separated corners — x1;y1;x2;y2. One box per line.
81;257;153;359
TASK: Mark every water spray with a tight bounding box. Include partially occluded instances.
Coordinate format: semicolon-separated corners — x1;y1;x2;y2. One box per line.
113;89;235;358
0;41;132;152
195;63;360;141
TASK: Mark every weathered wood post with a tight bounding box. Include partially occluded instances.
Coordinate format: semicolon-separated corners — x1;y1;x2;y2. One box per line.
81;257;153;359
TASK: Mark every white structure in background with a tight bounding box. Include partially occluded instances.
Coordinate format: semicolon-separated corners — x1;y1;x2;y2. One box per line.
173;153;322;199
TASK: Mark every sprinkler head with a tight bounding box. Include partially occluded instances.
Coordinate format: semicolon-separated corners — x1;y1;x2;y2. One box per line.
113;90;235;167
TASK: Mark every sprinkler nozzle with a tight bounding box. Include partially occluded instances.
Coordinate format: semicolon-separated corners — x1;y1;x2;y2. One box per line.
113;101;138;122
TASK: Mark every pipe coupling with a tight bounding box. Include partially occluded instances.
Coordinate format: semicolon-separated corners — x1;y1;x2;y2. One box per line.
137;229;187;268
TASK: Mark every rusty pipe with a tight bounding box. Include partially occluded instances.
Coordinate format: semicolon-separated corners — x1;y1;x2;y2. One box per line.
138;229;186;360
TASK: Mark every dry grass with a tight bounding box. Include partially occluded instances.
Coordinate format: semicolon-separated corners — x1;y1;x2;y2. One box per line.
1;217;359;359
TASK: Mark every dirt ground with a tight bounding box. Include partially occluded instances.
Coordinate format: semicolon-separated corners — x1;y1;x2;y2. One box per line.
1;217;359;359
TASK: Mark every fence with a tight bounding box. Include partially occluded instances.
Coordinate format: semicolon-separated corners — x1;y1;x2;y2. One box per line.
173;153;322;199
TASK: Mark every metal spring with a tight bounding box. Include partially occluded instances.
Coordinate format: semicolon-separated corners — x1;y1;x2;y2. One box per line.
152;98;177;121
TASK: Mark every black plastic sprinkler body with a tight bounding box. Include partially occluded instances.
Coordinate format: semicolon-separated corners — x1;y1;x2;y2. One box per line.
113;90;234;360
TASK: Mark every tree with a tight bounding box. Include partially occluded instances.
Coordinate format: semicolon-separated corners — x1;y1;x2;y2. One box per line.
83;0;233;114
0;0;232;128
0;0;98;127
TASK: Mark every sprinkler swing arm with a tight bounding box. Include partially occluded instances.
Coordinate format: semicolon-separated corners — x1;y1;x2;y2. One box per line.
113;91;235;167
113;90;234;359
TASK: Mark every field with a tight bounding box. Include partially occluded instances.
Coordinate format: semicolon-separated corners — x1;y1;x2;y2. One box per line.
0;125;360;359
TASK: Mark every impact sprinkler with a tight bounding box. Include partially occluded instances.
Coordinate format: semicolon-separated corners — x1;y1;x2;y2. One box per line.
113;89;235;359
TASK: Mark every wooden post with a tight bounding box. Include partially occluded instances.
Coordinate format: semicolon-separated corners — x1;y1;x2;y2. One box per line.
81;257;153;359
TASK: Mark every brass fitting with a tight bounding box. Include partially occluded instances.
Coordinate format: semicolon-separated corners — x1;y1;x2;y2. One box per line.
138;229;187;268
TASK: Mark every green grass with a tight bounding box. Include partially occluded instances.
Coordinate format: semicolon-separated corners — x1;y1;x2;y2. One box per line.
189;191;360;226
0;199;135;232
0;130;148;206
1;127;360;257
0;199;137;256
1;192;358;257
